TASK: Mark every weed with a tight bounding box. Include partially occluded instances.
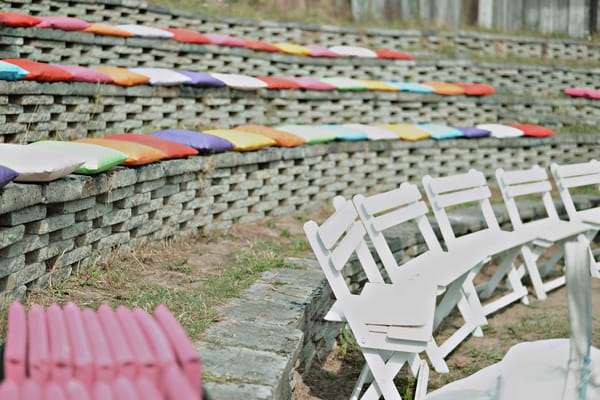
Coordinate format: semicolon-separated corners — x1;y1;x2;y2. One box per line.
280;228;291;238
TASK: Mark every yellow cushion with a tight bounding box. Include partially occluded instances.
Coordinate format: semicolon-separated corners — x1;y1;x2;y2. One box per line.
421;81;465;95
203;129;276;151
377;124;431;141
233;125;306;147
272;42;312;56
93;67;150;86
357;79;399;91
73;138;166;165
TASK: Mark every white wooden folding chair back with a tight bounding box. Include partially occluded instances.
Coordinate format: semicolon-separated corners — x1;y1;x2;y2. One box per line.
422;170;530;317
496;166;597;297
304;201;434;399
351;183;489;373
550;160;600;225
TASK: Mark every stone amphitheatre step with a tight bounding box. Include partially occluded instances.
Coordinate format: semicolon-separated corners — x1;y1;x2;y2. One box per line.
3;0;600;64
2;26;598;98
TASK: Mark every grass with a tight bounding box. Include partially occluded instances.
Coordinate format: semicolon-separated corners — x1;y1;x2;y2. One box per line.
18;226;311;343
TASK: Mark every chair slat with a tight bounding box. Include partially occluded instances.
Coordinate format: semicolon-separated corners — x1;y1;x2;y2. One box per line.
435;186;491;208
554;160;600;178
561;173;600;188
506;181;552;197
330;221;366;271
318;201;357;249
500;167;547;185
372;201;428;232
426;170;485;194
361;184;421;215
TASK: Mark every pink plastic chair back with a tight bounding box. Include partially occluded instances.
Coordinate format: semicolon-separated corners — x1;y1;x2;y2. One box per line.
64;303;93;389
115;306;158;382
45;382;67;400
112;377;140;400
154;305;201;394
5;302;26;382
0;380;20;399
135;378;163;400
97;304;136;379
65;379;91;400
22;379;43;400
165;365;198;400
47;304;73;383
93;382;114;400
133;308;176;392
28;305;50;385
82;309;115;382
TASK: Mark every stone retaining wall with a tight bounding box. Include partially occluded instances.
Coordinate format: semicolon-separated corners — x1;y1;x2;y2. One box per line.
1;135;598;308
2;26;599;97
4;0;600;63
1;81;599;144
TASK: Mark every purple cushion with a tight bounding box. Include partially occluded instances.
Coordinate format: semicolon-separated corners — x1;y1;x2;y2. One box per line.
151;129;234;153
0;165;18;187
455;126;491;138
51;64;113;83
176;71;226;87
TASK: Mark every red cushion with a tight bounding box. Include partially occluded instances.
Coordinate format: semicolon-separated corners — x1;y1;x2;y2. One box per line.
256;76;301;89
563;87;591;97
35;16;91;31
509;124;555;137
2;59;73;82
244;39;281;52
456;83;496;96
160;28;210;44
0;12;41;27
374;49;414;60
104;133;199;159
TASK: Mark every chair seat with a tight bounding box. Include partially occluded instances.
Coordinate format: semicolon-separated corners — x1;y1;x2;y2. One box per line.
515;218;592;243
577;208;600;227
450;229;534;260
391;249;484;287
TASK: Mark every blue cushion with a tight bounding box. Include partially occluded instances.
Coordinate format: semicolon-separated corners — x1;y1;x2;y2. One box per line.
388;81;435;93
318;124;369;141
0;165;18;187
0;60;28;81
416;124;464;139
151;129;234;153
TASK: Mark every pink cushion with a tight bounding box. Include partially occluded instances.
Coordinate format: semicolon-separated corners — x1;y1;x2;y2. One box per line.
51;64;113;83
305;44;341;57
563;87;592;97
35;16;91;31
203;33;246;47
284;77;336;90
586;89;600;100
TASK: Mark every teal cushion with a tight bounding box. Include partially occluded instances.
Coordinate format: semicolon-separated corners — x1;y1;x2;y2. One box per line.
0;60;28;81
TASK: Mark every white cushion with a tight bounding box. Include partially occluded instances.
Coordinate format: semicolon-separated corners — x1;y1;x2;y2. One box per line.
329;45;378;58
115;24;175;38
209;73;268;90
476;124;524;138
128;68;192;86
0;144;84;182
30;141;128;174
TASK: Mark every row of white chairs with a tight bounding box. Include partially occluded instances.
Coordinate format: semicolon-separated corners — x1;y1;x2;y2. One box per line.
303;159;600;400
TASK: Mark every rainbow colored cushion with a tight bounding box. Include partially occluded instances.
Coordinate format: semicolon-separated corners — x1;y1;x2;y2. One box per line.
233;125;306;147
104;133;199;158
276;125;337;144
0;144;84;182
378;124;431;141
509;124;555;137
30;141;127;174
151;129;234;153
73;138;167;166
0;165;18;187
203;129;276;151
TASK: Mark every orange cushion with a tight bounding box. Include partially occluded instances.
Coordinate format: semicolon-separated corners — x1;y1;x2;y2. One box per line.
233;125;306;147
93;67;150;86
244;40;281;52
160;27;210;44
509;124;555;137
456;83;496;96
2;59;73;82
422;81;465;95
0;12;41;27
73;138;166;166
256;76;301;89
82;23;135;37
104;133;199;158
374;49;414;60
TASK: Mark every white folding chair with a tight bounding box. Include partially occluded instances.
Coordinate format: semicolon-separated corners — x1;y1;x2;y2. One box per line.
495;165;594;299
346;183;488;373
304;200;436;400
422;170;532;318
550;159;600;277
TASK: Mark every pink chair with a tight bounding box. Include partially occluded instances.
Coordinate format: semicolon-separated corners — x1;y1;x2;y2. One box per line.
64;303;93;389
92;382;114;400
154;305;202;394
116;306;158;382
45;382;67;400
97;304;136;379
112;377;140;400
82;309;115;382
5;302;26;383
65;379;91;400
0;380;20;398
165;365;199;400
22;379;43;399
135;377;163;400
47;304;72;383
28;305;50;385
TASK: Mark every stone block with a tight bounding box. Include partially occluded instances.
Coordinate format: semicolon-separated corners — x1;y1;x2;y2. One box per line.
0;234;49;258
0;225;25;250
26;214;75;234
0;256;25;279
0;184;44;215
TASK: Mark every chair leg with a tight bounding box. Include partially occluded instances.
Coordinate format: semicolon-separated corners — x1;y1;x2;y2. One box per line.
425;338;449;373
521;245;548;300
350;364;372;400
361;350;410;400
413;360;430;400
